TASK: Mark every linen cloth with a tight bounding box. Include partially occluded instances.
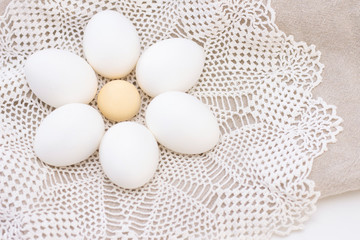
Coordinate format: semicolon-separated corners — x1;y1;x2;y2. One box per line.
272;0;360;198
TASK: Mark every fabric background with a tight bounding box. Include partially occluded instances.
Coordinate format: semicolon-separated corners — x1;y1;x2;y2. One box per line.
272;0;360;198
0;0;358;199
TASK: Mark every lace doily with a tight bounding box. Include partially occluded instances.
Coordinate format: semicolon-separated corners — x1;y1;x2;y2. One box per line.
0;0;343;239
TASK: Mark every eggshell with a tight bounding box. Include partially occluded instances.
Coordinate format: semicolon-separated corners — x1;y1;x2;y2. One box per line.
145;91;220;154
136;38;205;97
34;103;105;167
83;10;140;78
25;49;98;108
97;80;141;122
99;122;159;189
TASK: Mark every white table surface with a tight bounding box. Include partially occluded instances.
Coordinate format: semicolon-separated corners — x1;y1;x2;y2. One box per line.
272;190;360;240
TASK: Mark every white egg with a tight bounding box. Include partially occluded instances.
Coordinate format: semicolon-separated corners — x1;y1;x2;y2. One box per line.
136;38;205;97
25;49;98;108
146;91;220;154
34;103;105;167
83;10;140;79
99;122;159;189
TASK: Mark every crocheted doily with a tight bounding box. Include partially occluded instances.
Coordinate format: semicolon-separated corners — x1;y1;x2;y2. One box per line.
0;0;343;239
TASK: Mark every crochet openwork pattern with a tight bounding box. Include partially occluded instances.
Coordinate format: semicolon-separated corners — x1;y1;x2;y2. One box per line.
0;0;343;239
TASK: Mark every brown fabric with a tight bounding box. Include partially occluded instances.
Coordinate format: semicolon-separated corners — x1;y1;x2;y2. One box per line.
1;0;359;198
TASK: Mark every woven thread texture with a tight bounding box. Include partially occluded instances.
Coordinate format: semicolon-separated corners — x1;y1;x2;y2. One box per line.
0;0;343;239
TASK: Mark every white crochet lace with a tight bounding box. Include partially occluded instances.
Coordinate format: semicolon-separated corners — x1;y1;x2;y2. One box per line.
0;0;343;239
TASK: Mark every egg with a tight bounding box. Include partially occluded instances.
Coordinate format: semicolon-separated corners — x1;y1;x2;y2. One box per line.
83;10;140;79
145;91;220;154
34;103;105;167
136;38;205;97
99;122;159;189
97;80;141;122
25;49;98;108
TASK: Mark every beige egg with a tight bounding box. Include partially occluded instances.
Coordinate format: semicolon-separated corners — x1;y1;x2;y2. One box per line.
97;80;141;122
